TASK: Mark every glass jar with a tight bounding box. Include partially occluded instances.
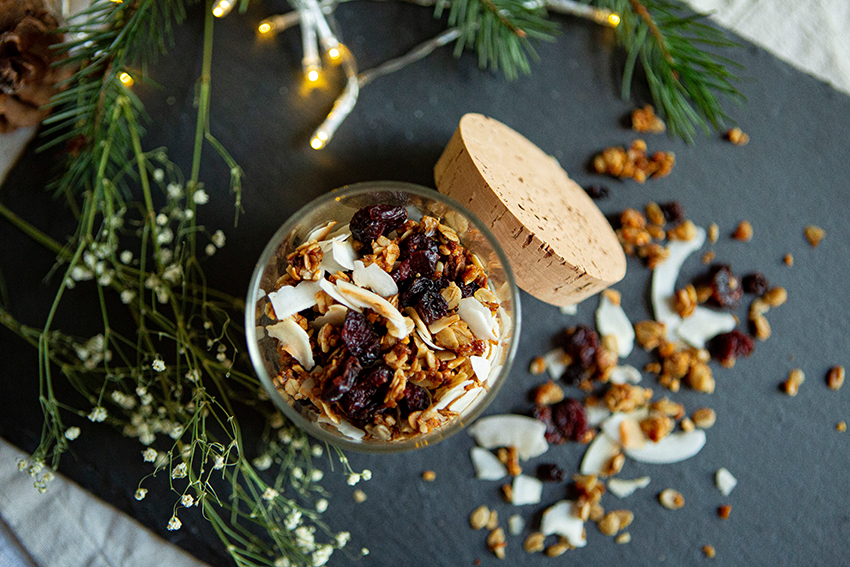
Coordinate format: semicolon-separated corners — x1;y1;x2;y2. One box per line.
246;182;520;452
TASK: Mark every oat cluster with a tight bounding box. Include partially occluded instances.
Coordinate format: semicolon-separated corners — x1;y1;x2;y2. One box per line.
592;139;676;183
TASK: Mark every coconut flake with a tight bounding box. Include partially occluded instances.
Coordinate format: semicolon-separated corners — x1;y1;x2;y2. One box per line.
470;447;508;480
580;430;622;476
266;318;315;370
267;280;322;321
559;304;578;316
434;380;474;411
312;304;348;328
319;278;361;312
353;260;398;297
511;474;543;506
540;501;587;548
335;280;408;338
600;410;649;444
715;467;737;496
305;221;337;243
508;515;525;536
608;364;642;385
318;415;365;441
624;429;706;464
676;306;737;349
543;348;568;380
596;293;634;357
585;404;612;427
470;356;491;382
652;226;707;332
607;476;651;498
467;415;548;460
458;297;498;341
331;238;357;271
449;386;484;414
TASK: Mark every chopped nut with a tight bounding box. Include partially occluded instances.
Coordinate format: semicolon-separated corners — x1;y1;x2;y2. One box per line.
726;127;749;146
837;421;847;432
353;489;367;503
732;220;753;242
651;397;685;419
497;447;522;477
674;284;698;318
602;453;626;477
616;532;632;544
658;489;685;510
523;532;546;553
708;223;720;243
545;538;572;557
486;510;499;531
634;320;667;351
783;253;794;267
827;366;845;391
533;380;565;406
594;141;675;182
804;225;825;247
529;356;546;376
603;383;652;413
686;363;715;394
702;250;716;265
692;407;717;429
501;483;513;502
589;502;605;522
668;219;698;241
646;202;666;226
602;289;622;306
680;417;695;432
718;505;732;520
487;527;507;559
751;314;771;341
783;368;805;396
640;413;674;442
763;287;787;307
703;544;717;558
632;105;666;134
597;512;621;536
470;505;490;530
422;470;436;482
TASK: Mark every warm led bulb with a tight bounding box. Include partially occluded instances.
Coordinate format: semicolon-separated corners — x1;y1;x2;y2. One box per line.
119;72;134;86
212;0;231;17
608;13;621;27
316;131;329;142
310;137;324;150
307;69;320;82
328;47;340;60
258;22;272;34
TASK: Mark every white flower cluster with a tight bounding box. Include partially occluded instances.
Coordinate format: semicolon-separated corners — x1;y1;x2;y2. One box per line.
18;459;55;494
74;334;112;371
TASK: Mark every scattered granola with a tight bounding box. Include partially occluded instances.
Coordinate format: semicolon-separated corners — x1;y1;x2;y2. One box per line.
592;139;675;183
632;105;666;134
529;356;546;375
783;368;805;396
726;127;749;146
783;253;794;267
422;470;436;482
731;221;753;242
718;504;732;520
523;532;546;553
470;505;490;530
658;489;685;510
804;225;825;247
837;422;847;433
533;380;565;406
827;366;845;390
615;532;632;544
703;544;717;558
487;527;507;559
708;223;719;243
691;408;717;429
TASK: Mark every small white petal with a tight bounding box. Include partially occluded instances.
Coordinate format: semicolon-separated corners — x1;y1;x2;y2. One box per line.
267;318;314;370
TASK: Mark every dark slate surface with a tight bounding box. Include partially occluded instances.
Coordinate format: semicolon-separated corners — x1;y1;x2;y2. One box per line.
2;2;850;566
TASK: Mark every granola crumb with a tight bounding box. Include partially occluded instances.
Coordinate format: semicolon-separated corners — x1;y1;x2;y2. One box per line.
804;225;825;247
726;127;749;146
718;505;732;520
422;470;436;482
487;527;507;559
632;105;666;134
501;483;514;502
523;532;546;553
544;538;572;557
353;489;367;503
827;366;845;391
763;287;787;307
708;223;719;243
702;250;716;265
533;380;565;406
680;417;695;432
837;421;847;433
602;288;622;306
659;489;685;510
616;532;632;544
731;220;753;242
529;356;546;376
783;253;794;267
703;544;717;558
497;447;522;477
692;407;717;429
782;368;805;396
486;510;499;531
470;505;490;530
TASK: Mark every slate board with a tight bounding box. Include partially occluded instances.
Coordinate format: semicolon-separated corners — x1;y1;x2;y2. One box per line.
2;2;850;566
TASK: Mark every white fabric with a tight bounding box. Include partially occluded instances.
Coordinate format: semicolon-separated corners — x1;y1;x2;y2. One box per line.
0;439;209;567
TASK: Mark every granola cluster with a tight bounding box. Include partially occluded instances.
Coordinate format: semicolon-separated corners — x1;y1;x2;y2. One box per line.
592;139;676;183
616;201;697;267
264;205;506;443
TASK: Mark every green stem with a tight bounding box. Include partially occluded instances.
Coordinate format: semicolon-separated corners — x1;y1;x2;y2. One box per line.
0;203;67;259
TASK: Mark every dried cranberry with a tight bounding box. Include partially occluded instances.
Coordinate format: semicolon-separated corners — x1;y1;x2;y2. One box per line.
322;356;361;402
349;205;407;245
458;282;480;298
562;363;590;385
399;277;435;308
564;325;600;369
742;272;770;295
390;259;412;283
584;185;610;200
400;233;438;259
417;289;448;324
707;264;742;309
398;383;431;416
660;201;685;225
534;399;587;444
709;330;754;366
537;463;566;482
341;311;381;366
408;249;439;278
338;365;392;420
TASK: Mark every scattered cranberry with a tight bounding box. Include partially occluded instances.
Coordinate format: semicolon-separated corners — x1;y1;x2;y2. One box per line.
742;272;770;295
584;185;610;200
709;330;754;366
349;205;408;245
707;264;742;309
537;463;566;482
660;201;685;225
564;325;600;369
338;365;392;420
534;399;588;444
341;311;381;366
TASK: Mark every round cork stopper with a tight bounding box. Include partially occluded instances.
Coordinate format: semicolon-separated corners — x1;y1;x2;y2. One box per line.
434;113;626;307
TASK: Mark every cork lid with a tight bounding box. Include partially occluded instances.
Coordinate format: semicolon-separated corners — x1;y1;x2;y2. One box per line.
434;113;626;307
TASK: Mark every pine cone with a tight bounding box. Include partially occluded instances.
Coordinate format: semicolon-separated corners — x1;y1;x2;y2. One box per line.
0;0;72;133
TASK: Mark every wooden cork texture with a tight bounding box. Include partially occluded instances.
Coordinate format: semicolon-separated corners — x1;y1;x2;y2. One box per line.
434;113;626;307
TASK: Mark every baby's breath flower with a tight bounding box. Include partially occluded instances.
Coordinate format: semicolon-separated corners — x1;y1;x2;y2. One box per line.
213;455;225;470
156;227;173;245
274;558;291;567
346;473;361;486
312;544;333;567
292;467;304;480
360;469;372;481
278;430;292;443
311;445;323;458
28;461;44;477
135;488;148;501
97;271;114;286
167;183;183;199
88;406;107;422
139;393;153;406
41;471;54;484
172;462;188;479
263;487;279;501
183;208;194;220
211;230;225;248
284;510;302;531
158;248;173;265
163;264;182;284
216;352;227;362
156;213;169;226
295;526;316;552
152;358;166;372
361;548;369;556
168;424;184;440
167;516;182;531
291;438;305;450
71;266;94;282
34;481;47;494
205;243;216;256
64;427;81;441
153;169;165;182
253;454;272;471
120;250;133;263
336;532;350;547
143;448;157;462
185;369;200;382
315;498;328;513
310;469;324;482
17;459;29;472
182;494;194;507
120;290;135;304
193;189;209;205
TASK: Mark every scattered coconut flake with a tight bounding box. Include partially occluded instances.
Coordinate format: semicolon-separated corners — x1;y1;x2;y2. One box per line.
267;280;322;321
543;348;568;380
624;429;706;464
458;297;498;341
470;356;491;382
600;410;649;443
312;304;348;328
652;226;706;332
580;430;622;476
449;386;485;414
676;307;737;349
540;501;587;548
511;474;543;506
434;380;474;411
596;293;635;357
305;221;337;243
715;468;737;496
508;515;525;536
585;404;612;427
353;260;398;297
319;279;361;312
608;365;642;385
335;280;408;338
267;318;314;370
607;477;651;499
467;415;548;460
470;447;508;480
559;304;578;316
318;415;364;441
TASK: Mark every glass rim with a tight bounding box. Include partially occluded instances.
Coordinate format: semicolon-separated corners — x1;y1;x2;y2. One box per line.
245;181;522;453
